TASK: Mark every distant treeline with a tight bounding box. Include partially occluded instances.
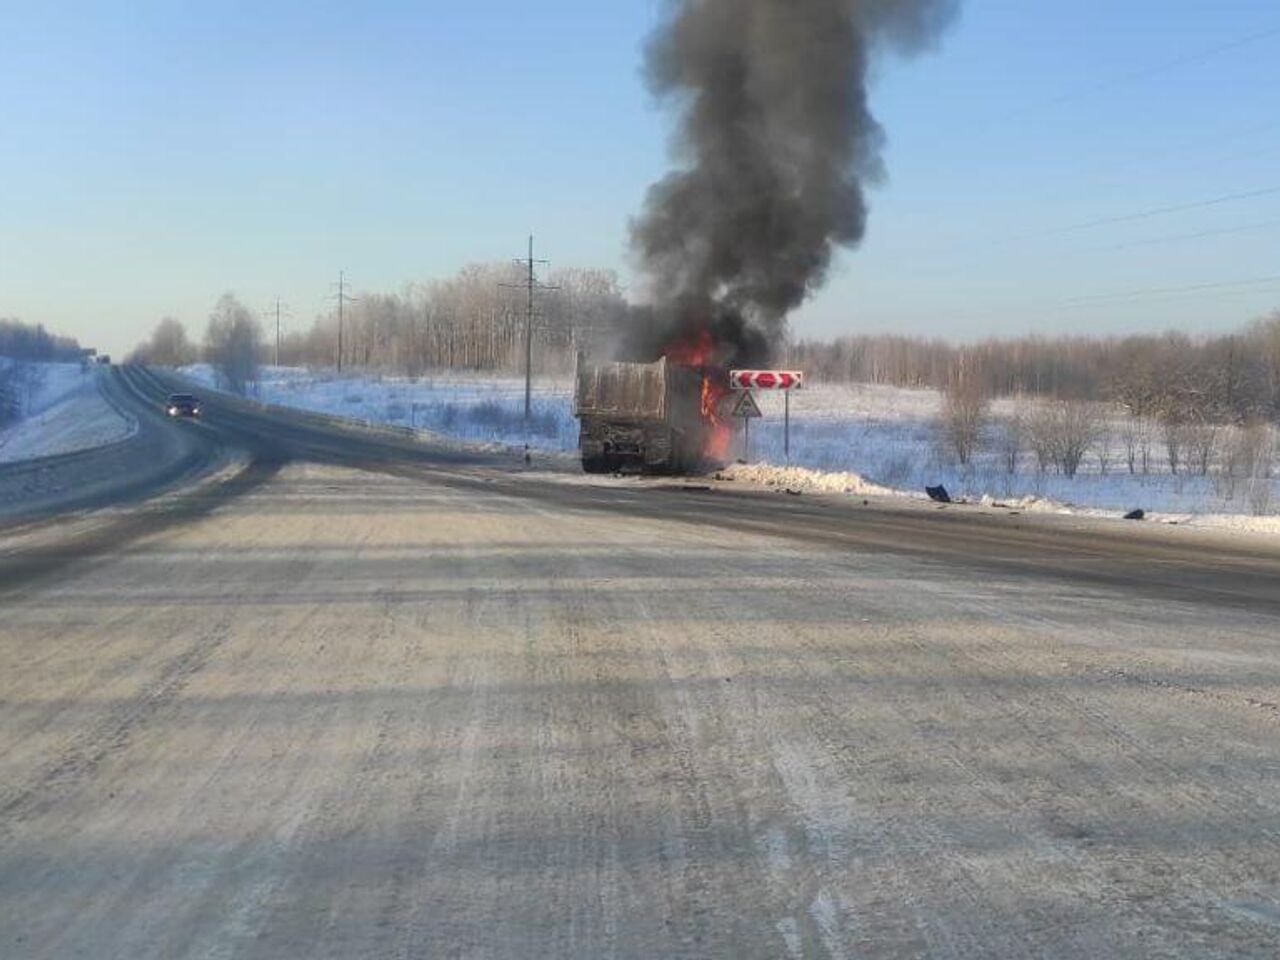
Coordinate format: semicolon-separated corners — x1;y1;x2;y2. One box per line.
0;318;83;362
790;316;1280;424
131;264;630;389
275;264;629;375
129;263;1280;426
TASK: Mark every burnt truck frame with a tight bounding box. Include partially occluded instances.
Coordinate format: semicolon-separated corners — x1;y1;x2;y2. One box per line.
574;356;711;475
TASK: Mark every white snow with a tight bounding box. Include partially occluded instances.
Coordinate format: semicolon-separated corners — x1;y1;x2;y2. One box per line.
716;462;898;498
177;365;1279;529
181;364;579;454
715;460;1280;538
0;361;136;463
731;383;1279;524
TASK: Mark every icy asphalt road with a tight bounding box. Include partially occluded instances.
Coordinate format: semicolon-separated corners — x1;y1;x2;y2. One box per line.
3;368;1280;958
0;366;217;520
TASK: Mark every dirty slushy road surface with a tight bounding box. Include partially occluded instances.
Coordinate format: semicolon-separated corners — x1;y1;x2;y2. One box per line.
3;371;1280;958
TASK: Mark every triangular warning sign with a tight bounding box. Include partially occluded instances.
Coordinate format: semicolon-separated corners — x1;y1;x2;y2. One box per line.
731;390;763;419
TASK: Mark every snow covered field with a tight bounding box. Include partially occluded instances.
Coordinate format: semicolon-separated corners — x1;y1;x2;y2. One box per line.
0;360;136;463
182;364;578;454
179;364;1279;525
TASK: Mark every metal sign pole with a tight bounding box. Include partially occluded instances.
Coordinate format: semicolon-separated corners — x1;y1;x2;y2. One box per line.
731;388;763;463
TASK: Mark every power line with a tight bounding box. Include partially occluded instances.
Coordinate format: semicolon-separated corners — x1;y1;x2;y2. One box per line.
1079;217;1280;254
1062;273;1280;307
1006;23;1280;119
1018;185;1280;240
887;180;1280;264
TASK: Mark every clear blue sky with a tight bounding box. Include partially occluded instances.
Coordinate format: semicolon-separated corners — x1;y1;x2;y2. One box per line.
1;1;1277;357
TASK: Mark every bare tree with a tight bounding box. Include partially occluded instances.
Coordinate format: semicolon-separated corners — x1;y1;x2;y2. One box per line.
995;407;1024;475
1095;437;1111;475
938;363;989;467
204;294;262;395
1027;403;1056;474
1025;400;1100;478
130;317;195;366
1119;415;1155;476
1055;400;1101;478
1249;435;1275;516
1162;419;1184;476
1184;422;1218;477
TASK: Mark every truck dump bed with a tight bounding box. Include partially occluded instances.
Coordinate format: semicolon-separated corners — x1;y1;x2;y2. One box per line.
574;357;706;474
574;359;670;421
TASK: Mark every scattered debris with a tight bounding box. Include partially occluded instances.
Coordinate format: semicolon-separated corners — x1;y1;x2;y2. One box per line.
925;484;951;503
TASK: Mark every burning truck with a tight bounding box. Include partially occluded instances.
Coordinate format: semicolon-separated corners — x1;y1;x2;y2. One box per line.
577;0;953;473
574;353;731;475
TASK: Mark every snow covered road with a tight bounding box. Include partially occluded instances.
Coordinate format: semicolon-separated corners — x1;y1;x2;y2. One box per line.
0;367;220;519
4;374;1280;957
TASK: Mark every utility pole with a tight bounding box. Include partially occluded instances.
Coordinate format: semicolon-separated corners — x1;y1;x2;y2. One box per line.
330;271;357;373
523;236;536;422
273;296;286;368
500;236;558;426
261;299;290;369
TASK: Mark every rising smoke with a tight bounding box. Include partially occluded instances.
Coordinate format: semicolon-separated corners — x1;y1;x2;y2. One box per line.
627;0;958;366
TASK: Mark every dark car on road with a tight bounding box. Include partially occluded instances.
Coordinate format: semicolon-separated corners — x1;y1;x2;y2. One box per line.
165;393;202;418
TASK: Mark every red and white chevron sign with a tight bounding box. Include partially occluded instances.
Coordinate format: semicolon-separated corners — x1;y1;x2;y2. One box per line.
729;370;804;390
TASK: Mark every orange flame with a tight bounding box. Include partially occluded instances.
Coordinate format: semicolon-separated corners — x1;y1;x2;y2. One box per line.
665;327;716;368
701;374;732;462
665;327;732;466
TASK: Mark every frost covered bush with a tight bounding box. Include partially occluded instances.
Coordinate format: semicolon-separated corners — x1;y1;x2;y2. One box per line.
995;411;1024;475
1120;415;1154;475
1184;423;1218;477
937;374;989;467
203;294;261;396
1026;400;1100;478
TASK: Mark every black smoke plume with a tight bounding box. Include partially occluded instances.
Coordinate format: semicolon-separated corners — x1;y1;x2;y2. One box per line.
628;0;957;366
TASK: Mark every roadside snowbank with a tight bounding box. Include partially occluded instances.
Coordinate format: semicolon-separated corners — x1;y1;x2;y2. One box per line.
721;461;1280;539
0;363;136;463
716;462;900;498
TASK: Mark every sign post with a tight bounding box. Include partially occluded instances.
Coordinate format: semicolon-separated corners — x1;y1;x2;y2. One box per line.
730;389;763;463
729;370;804;465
